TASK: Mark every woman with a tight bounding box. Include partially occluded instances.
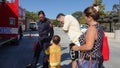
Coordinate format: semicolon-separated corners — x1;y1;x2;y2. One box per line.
72;5;103;68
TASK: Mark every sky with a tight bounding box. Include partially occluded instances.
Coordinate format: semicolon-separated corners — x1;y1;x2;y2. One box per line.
19;0;119;19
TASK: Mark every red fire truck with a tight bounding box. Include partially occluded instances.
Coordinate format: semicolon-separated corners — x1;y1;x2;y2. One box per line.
0;0;26;45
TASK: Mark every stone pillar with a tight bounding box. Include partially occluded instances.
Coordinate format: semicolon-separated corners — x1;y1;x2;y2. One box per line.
115;30;120;40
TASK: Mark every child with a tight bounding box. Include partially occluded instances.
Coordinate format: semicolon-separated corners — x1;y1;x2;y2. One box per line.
69;43;79;68
45;35;61;68
69;43;78;62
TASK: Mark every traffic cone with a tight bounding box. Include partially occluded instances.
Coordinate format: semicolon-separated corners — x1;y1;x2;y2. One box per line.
29;32;32;38
34;41;37;52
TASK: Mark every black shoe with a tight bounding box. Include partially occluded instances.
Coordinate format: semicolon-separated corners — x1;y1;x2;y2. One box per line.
26;63;36;68
43;62;49;68
26;64;32;68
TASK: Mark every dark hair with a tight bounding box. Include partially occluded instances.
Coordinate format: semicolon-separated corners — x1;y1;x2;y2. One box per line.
38;10;45;16
84;6;100;21
69;43;75;49
56;13;65;19
52;35;61;45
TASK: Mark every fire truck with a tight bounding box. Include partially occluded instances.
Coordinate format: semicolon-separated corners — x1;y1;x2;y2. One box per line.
0;0;26;45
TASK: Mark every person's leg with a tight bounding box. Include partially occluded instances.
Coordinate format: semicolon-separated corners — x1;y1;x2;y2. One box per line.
26;41;42;68
49;66;55;68
56;65;60;68
70;48;78;68
98;56;104;68
69;43;79;68
20;33;23;40
72;60;77;68
31;41;43;68
49;65;60;68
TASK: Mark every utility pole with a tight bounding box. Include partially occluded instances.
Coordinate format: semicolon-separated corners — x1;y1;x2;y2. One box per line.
118;0;120;23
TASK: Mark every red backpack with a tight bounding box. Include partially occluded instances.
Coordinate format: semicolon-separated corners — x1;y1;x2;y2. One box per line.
101;32;110;61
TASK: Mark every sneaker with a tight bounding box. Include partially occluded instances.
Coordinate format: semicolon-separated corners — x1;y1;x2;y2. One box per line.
26;64;32;68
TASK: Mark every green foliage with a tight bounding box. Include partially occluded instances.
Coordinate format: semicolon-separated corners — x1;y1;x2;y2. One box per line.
50;19;63;27
93;0;105;16
79;17;86;24
113;4;120;12
104;11;110;16
99;4;105;16
26;11;39;21
72;11;83;20
50;19;58;27
72;11;86;24
112;4;120;15
94;0;102;3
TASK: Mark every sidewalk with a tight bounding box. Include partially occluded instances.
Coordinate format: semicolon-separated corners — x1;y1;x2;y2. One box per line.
104;38;120;68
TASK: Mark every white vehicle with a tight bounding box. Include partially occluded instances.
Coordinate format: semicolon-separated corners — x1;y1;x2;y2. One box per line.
29;22;38;31
80;24;88;33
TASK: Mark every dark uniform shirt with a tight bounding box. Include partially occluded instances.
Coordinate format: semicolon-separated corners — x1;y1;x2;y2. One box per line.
37;18;54;41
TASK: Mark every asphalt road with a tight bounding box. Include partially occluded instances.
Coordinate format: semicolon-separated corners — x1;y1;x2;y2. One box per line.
0;27;120;68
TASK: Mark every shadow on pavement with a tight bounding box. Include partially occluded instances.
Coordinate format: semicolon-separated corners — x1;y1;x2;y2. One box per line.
61;62;72;68
61;52;71;61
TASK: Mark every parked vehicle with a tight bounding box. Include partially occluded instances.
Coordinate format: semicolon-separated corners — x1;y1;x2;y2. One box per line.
80;24;88;33
0;0;26;46
29;22;38;31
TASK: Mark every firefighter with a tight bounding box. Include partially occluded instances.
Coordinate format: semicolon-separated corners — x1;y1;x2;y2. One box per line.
18;24;23;40
45;35;61;68
26;10;54;68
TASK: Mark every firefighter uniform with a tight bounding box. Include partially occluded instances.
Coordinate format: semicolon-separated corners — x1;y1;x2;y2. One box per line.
45;43;61;68
32;18;54;68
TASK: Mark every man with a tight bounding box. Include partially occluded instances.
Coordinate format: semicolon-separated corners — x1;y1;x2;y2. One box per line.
18;23;23;40
27;10;54;68
56;13;82;68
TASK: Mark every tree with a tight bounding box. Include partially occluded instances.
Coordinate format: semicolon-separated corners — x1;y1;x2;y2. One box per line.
32;12;39;21
50;19;58;27
26;11;39;22
72;11;87;24
113;4;120;11
72;11;85;24
79;17;86;24
112;4;120;14
93;0;105;17
72;11;83;21
104;11;110;16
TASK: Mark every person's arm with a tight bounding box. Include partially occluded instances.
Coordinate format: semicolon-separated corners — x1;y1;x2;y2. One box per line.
72;26;98;51
62;16;70;33
49;23;54;40
58;46;61;63
63;30;68;33
45;47;50;62
45;47;49;55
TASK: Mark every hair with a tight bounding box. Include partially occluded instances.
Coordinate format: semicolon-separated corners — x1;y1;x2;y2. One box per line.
69;43;75;49
56;13;65;19
52;35;61;45
84;5;100;21
38;10;45;16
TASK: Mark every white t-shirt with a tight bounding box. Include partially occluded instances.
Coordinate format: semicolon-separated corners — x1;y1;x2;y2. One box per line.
63;15;82;46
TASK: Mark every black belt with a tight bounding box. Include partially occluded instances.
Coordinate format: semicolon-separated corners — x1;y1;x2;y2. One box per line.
84;57;97;60
39;34;48;37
